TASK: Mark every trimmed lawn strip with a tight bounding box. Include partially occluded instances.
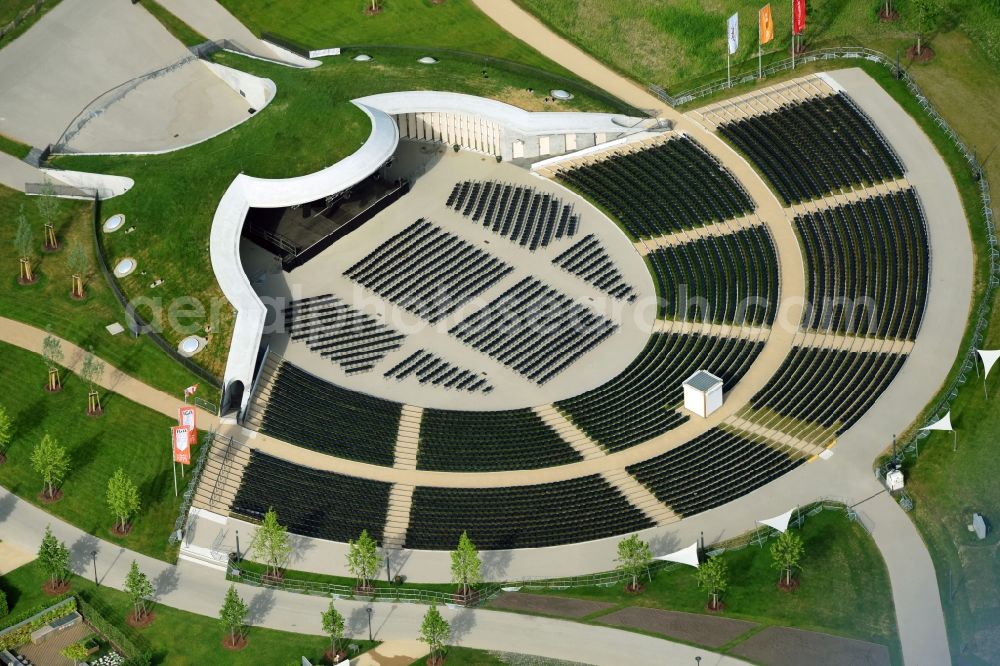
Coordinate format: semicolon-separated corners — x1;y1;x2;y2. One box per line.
55;51;614;378
0;184;215;402
138;0;207;47
0;131;31;158
0;341;187;562
0;562;379;664
518;510;902;663
0;0;64;50
219;0;577;75
233;558;462;597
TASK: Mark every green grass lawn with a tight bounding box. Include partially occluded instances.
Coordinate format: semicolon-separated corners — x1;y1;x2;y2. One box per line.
0;341;190;562
0;131;31;158
139;0;207;47
233;558;463;596
525;510;901;662
0;562;378;665
0;0;63;50
218;0;575;74
0;184;215;401
55;51;615;378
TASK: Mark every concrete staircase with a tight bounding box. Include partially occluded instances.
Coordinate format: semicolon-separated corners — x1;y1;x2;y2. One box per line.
533;405;605;460
191;435;251;514
241;353;281;430
393;405;423;470
382;483;415;550
603;470;676;526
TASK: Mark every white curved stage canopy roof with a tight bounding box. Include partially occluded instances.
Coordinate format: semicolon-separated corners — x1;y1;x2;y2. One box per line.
210;91;649;411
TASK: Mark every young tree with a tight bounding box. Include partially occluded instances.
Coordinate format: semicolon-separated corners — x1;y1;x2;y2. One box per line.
368;0;381;13
0;404;12;464
67;243;90;299
124;560;154;622
696;557;728;610
38;525;71;590
615;533;652;592
106;468;141;533
346;529;382;592
913;0;940;55
419;604;451;665
61;641;89;666
450;530;482;597
42;330;64;392
770;530;805;587
31;434;70;500
80;349;105;415
14;206;35;284
36;182;60;251
320;599;345;656
219;584;249;647
252;507;292;581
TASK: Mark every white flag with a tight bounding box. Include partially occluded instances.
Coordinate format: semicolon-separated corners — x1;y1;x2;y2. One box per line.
727;12;739;55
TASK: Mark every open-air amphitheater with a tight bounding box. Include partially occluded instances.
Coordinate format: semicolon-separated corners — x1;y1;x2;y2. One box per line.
185;69;965;564
0;0;985;663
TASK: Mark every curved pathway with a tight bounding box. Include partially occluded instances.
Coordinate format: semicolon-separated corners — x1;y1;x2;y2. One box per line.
0;486;746;665
0;17;964;665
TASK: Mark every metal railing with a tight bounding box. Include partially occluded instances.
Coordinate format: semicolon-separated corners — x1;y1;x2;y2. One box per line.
651;46;996;473
226;501;854;606
167;428;216;545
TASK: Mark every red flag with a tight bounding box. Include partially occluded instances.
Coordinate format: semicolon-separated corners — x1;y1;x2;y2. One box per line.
793;0;806;35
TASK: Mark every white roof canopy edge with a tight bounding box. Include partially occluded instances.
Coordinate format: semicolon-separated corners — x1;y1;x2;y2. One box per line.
210;91;648;411
210;101;399;410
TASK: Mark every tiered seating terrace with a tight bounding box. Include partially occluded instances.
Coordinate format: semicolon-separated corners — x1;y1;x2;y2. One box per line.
555;135;755;239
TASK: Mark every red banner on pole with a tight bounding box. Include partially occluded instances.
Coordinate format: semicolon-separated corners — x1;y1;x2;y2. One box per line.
178;405;197;443
172;426;192;465
793;0;806;35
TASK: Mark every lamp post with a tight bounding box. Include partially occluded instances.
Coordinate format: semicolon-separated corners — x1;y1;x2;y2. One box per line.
366;606;373;641
235;529;241;562
91;551;98;587
696;657;702;666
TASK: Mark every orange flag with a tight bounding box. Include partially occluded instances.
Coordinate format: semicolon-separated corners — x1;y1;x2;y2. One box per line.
759;4;775;45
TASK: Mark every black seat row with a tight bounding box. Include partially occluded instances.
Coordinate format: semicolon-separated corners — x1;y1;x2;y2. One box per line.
416;408;581;472
556;135;756;239
446;180;580;250
552;233;637;301
751;346;907;433
718;92;905;205
383;349;493;394
627;428;804;517
258;361;401;466
449;276;618;384
231;449;392;543
647;225;779;325
556;333;764;452
404;475;654;550
284;294;405;374
795;188;929;339
345;219;513;324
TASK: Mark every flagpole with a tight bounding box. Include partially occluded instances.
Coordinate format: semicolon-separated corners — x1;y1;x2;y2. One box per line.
791;0;796;69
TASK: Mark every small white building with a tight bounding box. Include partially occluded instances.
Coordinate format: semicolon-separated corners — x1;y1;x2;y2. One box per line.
683;370;723;418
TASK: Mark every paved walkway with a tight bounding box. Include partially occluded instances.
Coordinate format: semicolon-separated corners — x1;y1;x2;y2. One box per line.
0;486;746;665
